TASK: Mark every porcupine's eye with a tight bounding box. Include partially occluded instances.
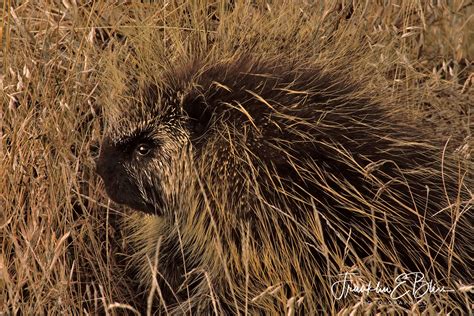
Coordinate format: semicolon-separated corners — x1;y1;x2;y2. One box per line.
136;143;151;156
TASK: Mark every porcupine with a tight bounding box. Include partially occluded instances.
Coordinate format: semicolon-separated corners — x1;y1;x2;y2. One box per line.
96;55;472;314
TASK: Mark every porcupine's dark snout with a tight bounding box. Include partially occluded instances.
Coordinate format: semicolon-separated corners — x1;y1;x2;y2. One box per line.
96;138;157;214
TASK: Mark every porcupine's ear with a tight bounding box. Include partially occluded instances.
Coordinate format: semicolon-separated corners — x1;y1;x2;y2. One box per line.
181;90;214;140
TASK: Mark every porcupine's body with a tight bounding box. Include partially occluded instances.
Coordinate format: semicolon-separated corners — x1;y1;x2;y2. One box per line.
96;56;472;314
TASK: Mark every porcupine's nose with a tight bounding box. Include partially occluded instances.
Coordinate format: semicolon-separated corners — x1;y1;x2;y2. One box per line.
96;153;130;205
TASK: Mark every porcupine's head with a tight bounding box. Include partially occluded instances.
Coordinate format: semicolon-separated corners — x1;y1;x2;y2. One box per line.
95;56;275;219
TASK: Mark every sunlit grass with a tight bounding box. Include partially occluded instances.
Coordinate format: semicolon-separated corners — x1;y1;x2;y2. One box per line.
1;1;472;314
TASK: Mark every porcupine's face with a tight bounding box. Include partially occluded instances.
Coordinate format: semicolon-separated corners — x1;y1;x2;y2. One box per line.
96;99;192;216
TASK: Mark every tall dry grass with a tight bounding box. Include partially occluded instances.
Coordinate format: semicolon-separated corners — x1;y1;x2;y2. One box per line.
1;1;472;314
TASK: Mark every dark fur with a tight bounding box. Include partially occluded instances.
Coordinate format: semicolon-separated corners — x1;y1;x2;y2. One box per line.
97;56;472;313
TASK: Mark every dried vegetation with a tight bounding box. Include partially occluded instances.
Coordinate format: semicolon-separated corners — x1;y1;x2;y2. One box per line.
1;1;472;314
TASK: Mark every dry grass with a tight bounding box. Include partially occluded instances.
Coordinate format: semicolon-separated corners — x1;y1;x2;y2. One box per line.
1;1;472;314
